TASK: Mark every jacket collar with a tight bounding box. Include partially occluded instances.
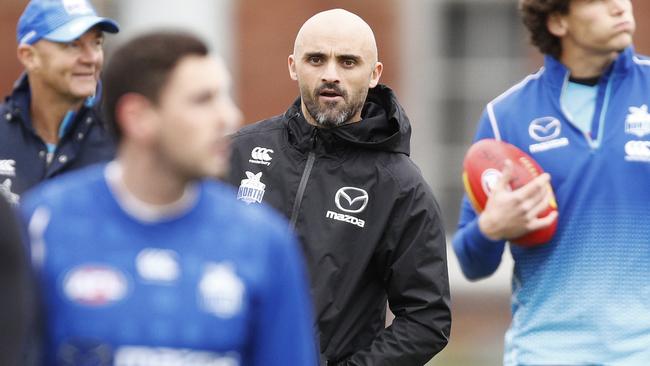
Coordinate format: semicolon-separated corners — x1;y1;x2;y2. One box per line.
6;73;32;126
284;103;318;153
543;46;635;90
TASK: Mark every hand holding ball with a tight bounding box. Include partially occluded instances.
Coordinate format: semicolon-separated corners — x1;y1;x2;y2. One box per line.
462;139;558;247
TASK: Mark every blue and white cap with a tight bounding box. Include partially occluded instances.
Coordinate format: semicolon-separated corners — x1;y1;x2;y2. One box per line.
17;0;119;45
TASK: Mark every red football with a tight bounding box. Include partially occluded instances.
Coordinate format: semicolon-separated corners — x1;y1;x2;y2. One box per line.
462;138;558;247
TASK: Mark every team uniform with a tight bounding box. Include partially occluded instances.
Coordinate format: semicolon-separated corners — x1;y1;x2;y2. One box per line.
453;47;650;365
227;85;451;365
20;163;316;366
0;75;115;205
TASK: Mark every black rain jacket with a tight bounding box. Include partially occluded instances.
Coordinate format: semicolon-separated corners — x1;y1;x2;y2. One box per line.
227;85;451;365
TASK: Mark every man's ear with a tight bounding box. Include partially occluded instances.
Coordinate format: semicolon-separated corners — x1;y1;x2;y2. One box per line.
369;61;383;88
288;54;298;81
17;44;38;72
547;13;568;38
115;93;158;144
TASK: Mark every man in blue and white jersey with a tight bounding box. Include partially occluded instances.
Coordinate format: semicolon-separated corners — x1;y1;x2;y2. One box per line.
20;31;317;366
453;0;650;365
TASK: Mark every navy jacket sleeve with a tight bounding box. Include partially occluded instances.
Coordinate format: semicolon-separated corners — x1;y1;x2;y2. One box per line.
451;109;507;280
342;175;451;365
251;226;317;366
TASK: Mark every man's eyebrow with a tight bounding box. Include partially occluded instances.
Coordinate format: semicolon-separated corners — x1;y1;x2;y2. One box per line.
303;52;362;62
337;54;361;62
303;52;326;59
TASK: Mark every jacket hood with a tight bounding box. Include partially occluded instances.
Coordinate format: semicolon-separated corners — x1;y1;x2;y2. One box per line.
285;84;412;156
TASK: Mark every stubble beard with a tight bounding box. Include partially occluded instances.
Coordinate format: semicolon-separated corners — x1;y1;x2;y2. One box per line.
301;83;367;129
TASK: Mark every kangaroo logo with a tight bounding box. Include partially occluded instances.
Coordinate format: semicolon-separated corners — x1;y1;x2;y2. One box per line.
237;171;266;204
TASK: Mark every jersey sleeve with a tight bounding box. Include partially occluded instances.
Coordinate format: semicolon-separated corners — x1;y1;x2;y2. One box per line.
250;225;317;366
451;108;507;280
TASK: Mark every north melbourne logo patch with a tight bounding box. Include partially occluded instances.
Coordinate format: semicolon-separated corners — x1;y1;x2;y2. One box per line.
237;171;266;204
198;263;245;318
625;105;650;137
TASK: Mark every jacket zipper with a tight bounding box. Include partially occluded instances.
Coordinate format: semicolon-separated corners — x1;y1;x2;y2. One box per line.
290;151;315;230
289;128;318;229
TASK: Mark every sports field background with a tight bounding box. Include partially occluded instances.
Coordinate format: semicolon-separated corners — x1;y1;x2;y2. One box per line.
1;1;649;365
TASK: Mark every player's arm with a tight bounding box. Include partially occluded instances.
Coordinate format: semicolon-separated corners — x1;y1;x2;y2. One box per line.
452;194;507;280
452;109;509;279
340;180;451;365
250;225;317;366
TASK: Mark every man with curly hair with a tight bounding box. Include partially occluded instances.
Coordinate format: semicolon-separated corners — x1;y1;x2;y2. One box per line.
453;1;650;364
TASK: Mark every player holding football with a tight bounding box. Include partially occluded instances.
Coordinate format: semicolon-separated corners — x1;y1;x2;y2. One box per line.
453;0;650;365
19;31;317;366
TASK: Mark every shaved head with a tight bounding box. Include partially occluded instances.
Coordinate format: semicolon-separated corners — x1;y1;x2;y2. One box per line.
294;9;378;64
288;9;383;128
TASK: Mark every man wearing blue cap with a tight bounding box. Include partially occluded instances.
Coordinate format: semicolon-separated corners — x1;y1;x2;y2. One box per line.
0;0;119;205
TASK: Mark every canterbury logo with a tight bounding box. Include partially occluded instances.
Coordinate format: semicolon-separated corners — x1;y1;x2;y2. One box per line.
0;179;19;206
625;140;650;162
335;187;369;214
0;160;16;177
249;147;274;166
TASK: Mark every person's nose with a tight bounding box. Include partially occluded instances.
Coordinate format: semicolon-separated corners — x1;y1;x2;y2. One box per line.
321;61;340;84
609;0;628;15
